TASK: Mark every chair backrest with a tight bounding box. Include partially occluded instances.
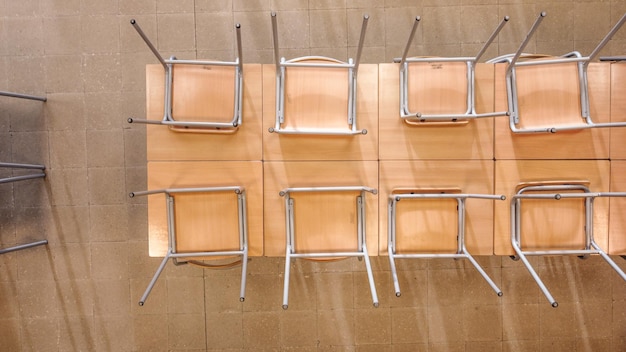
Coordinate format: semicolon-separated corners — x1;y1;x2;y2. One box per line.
129;19;243;133
489;11;626;133
395;16;509;124
269;12;369;135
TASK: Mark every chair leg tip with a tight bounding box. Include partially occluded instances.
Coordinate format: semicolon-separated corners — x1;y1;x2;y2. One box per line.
240;297;245;302
282;304;288;310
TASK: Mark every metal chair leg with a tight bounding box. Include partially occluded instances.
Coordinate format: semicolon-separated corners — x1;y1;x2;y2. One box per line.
139;251;171;306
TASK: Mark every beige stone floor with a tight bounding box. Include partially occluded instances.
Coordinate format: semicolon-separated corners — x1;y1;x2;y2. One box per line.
1;0;626;351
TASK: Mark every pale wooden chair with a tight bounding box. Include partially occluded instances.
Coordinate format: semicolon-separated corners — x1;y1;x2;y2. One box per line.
510;181;626;307
395;16;509;125
489;11;626;133
387;188;505;297
269;12;369;135
130;186;249;306
279;186;378;309
128;19;243;133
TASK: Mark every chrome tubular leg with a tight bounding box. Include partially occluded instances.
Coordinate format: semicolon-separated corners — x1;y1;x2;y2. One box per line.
240;247;248;302
0;91;46;102
0;173;46;185
592;242;626;282
164;62;174;122
475;16;509;62
464;249;503;296
456;199;465;254
514;247;557;307
282;248;291;310
508;11;547;74
130;19;166;68
0;162;45;170
399;17;421;67
362;243;379;308
238;192;248;302
235;23;243;72
348;63;355;127
512;196;557;307
0;162;46;184
140;252;171;306
587;12;626;64
388;199;401;296
353;14;369;75
0;240;48;255
271;12;280;71
282;195;294;309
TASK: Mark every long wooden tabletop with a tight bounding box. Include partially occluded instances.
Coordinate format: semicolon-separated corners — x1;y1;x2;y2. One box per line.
143;61;626;256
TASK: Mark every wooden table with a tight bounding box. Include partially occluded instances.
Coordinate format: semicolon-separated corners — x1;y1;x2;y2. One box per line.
144;63;264;257
142;60;624;257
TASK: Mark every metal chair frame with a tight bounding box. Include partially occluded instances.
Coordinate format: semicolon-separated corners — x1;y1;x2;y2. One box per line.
0;162;47;255
394;16;510;124
130;186;249;306
128;19;243;132
279;186;378;309
0;93;47;255
387;189;505;297
511;183;626;307
0;91;46;102
488;11;626;133
269;12;369;135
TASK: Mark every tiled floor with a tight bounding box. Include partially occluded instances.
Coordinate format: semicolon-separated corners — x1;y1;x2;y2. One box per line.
1;0;626;351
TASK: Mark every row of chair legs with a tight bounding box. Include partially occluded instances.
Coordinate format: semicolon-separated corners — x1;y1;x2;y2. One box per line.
135;183;626;309
0;92;48;256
